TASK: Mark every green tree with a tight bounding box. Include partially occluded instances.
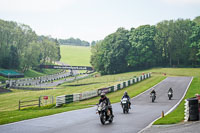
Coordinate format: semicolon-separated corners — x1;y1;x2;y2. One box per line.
193;16;200;25
91;28;130;74
127;25;157;69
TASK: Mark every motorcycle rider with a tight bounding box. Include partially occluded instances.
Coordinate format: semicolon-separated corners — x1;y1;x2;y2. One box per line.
150;88;156;96
168;87;173;96
98;93;114;117
121;91;131;109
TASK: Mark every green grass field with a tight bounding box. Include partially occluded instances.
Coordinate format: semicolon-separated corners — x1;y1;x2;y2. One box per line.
60;45;91;66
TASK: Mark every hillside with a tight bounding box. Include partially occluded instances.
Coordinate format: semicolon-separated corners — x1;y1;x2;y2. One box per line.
60;45;91;66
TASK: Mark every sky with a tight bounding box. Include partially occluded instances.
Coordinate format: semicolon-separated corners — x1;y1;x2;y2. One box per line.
0;0;200;42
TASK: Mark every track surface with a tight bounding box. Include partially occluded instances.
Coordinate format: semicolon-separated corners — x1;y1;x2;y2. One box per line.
0;77;192;133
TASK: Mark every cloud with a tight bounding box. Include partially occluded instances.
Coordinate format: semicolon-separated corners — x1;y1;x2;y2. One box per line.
0;0;77;12
162;0;200;5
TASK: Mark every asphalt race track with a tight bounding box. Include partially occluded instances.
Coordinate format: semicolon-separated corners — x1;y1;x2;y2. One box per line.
0;77;192;133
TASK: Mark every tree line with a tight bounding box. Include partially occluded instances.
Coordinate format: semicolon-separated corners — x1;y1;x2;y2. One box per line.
0;19;61;72
91;16;200;75
59;37;90;46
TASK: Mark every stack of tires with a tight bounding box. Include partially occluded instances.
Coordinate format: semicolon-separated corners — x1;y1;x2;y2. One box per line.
188;98;199;121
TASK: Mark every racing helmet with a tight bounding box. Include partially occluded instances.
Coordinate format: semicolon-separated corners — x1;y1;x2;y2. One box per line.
101;92;106;98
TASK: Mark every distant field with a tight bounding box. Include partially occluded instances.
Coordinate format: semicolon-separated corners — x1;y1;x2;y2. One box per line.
60;45;91;66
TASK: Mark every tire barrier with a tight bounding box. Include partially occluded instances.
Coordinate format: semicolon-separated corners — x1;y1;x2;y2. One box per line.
185;98;199;121
184;99;189;121
56;73;151;107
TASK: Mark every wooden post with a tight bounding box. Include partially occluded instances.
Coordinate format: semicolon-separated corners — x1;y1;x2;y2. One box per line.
161;111;164;118
19;100;20;110
39;97;41;107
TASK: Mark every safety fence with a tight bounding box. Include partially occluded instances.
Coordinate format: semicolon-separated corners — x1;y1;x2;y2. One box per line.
56;73;151;107
19;95;54;110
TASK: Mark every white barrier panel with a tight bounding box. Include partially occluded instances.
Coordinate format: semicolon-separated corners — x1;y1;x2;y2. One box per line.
114;85;118;91
134;78;137;83
80;90;98;100
144;74;147;79
73;93;81;102
126;81;129;86
138;76;141;82
120;82;124;89
141;75;144;80
148;73;150;78
130;79;133;84
56;95;65;106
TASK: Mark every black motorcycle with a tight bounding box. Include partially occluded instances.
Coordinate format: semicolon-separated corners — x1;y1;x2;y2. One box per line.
121;98;129;114
96;101;113;125
168;91;173;100
150;93;156;102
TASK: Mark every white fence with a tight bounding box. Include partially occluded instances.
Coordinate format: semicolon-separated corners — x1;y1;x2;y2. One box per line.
56;73;151;106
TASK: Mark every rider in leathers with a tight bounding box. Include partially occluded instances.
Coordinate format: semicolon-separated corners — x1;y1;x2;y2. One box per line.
150;88;156;98
168;87;173;96
98;93;114;117
121;91;131;109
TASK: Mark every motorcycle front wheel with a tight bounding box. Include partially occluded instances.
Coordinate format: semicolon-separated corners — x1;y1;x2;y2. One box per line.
100;114;106;125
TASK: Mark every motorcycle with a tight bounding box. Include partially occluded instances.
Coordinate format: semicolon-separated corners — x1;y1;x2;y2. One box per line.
96;101;113;125
150;93;156;102
121;98;129;114
168;91;173;100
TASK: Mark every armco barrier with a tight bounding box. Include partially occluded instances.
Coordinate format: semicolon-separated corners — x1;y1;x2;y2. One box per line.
56;73;151;106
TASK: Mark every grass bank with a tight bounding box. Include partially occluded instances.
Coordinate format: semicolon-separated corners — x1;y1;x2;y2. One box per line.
60;45;91;66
